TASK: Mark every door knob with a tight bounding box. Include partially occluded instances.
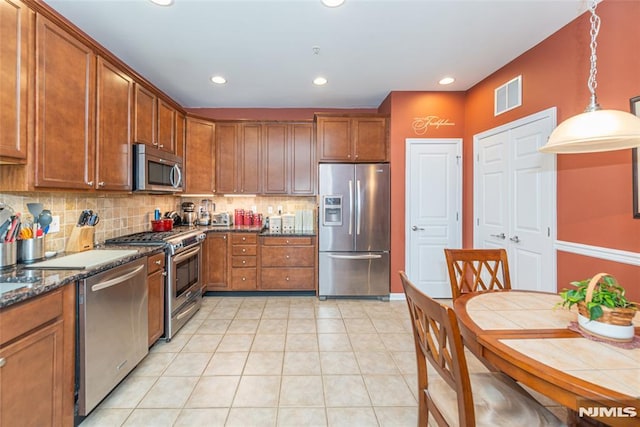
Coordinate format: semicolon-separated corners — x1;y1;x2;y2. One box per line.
510;235;521;243
411;225;425;231
490;233;506;239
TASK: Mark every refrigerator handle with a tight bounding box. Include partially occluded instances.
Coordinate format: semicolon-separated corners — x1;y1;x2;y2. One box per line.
327;254;383;260
348;180;353;235
356;179;362;235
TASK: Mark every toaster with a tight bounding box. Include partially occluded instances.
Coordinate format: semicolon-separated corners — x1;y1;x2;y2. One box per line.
212;212;231;226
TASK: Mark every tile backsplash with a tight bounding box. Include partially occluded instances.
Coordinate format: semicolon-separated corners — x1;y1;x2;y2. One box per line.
0;193;316;253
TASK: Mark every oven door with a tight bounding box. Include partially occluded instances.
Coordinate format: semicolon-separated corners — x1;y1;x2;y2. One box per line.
169;245;202;312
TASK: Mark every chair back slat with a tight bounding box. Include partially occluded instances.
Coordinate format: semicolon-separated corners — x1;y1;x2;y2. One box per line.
400;271;475;427
444;249;511;301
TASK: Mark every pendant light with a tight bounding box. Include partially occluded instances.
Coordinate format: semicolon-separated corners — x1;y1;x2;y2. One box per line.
539;0;640;154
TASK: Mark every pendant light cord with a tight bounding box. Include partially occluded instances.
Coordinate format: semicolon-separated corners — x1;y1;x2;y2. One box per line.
586;0;601;112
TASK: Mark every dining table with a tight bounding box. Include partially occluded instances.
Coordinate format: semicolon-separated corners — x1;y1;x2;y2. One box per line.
453;290;639;427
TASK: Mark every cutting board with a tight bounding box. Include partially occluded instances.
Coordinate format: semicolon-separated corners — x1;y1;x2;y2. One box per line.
26;249;138;270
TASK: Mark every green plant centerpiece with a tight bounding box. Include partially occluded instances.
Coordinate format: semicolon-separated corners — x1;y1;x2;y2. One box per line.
558;272;637;342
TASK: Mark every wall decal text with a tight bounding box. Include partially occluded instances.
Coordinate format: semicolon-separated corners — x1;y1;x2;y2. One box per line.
412;116;456;135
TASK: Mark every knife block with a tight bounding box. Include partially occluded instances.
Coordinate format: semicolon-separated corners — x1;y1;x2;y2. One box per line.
65;226;94;253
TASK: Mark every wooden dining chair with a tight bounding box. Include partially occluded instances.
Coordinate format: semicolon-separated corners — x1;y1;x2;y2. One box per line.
443;248;511;301
399;271;563;427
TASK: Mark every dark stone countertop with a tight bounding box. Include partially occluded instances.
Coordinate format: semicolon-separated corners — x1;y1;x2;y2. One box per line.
0;244;164;309
197;225;316;237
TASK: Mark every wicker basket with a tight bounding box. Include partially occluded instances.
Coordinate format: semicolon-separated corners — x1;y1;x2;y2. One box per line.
577;273;637;326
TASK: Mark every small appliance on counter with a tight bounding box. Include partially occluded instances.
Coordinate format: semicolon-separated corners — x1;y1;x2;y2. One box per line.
181;202;197;226
268;215;282;233
212;212;231;226
198;199;213;226
281;213;295;233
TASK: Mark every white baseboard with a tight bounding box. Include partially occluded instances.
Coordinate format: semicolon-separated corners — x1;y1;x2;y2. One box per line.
389;293;406;301
555;240;640;267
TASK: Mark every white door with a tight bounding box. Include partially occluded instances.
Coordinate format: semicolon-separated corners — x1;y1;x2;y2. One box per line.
406;139;462;297
474;109;556;292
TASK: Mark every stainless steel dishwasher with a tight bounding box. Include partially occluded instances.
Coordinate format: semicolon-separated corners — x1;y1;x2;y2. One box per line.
77;257;148;416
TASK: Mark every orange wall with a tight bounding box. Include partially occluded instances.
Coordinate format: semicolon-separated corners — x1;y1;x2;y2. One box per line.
462;0;640;300
379;92;466;293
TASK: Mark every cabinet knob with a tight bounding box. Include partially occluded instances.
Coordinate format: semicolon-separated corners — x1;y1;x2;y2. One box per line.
286;240;289;244
242;248;246;253
155;260;162;265
242;237;246;241
162;272;167;277
0;357;5;368
242;260;246;264
159;144;164;148
286;255;290;259
242;277;246;281
223;236;227;240
286;277;290;281
98;181;105;187
87;181;94;186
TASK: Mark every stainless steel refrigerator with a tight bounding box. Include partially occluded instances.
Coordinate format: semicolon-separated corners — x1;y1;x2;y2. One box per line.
318;163;390;299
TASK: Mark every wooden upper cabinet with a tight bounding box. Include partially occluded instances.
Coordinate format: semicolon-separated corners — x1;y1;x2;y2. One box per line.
175;111;185;159
35;14;96;189
134;84;156;147
157;99;175;153
95;57;133;191
185;116;215;194
0;0;32;162
262;122;315;195
215;123;261;194
290;123;315;194
316;114;388;162
215;123;238;194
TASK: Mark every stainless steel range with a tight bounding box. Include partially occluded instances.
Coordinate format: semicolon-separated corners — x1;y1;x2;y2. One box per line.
106;228;205;340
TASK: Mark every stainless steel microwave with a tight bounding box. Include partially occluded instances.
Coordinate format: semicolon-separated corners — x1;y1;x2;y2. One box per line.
133;144;184;193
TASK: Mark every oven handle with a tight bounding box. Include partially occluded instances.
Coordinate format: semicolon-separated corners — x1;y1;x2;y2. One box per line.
172;245;201;265
91;264;145;292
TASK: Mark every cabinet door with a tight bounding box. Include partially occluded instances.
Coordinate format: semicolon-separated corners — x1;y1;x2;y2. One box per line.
0;0;32;162
215;123;238;194
353;117;387;161
0;320;64;427
262;123;288;194
147;268;164;346
316;116;351;161
35;15;95;189
175;111;185;159
95;57;133;191
185;117;215;194
240;124;261;193
290;123;315;194
134;84;156;146
203;233;229;290
157;99;175;153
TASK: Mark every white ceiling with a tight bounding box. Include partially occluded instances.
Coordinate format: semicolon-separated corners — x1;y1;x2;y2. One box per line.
44;0;587;109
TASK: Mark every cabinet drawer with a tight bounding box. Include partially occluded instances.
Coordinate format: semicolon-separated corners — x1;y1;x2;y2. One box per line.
262;236;313;246
261;246;314;267
232;245;257;256
232;256;257;268
231;233;257;244
1;288;63;345
261;268;315;290
147;252;165;274
231;268;257;290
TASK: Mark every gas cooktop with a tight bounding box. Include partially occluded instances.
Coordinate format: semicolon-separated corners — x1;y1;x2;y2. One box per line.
105;228;202;245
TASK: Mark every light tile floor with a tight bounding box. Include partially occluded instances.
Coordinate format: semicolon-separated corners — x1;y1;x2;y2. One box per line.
79;296;565;427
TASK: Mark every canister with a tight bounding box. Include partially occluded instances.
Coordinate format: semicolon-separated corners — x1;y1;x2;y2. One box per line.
17;237;45;264
0;241;17;269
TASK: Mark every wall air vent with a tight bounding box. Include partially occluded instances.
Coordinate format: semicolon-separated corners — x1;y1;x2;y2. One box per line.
494;75;522;116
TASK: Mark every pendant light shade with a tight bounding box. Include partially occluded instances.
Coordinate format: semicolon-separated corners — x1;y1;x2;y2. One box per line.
539;0;640;154
541;109;640;153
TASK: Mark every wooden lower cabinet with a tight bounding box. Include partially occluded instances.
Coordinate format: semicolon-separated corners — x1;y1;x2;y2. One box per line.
230;233;258;290
260;236;316;291
0;284;75;427
203;232;229;291
147;252;165;346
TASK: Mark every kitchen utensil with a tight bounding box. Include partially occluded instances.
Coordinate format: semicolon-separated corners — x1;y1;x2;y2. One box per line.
87;212;100;226
78;209;93;226
27;203;43;222
38;210;53;230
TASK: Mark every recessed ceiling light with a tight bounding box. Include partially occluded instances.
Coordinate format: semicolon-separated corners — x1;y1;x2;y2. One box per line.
321;0;345;7
211;76;227;85
149;0;173;6
313;77;328;86
439;77;455;85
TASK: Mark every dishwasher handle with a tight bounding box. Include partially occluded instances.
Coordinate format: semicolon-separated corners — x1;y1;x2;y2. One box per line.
91;264;145;292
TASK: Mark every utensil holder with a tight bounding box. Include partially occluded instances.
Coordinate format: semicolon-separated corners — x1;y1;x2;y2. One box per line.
17;237;45;263
65;226;95;253
0;241;17;269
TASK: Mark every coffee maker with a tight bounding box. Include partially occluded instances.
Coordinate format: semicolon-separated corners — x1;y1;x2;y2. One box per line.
181;202;197;226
